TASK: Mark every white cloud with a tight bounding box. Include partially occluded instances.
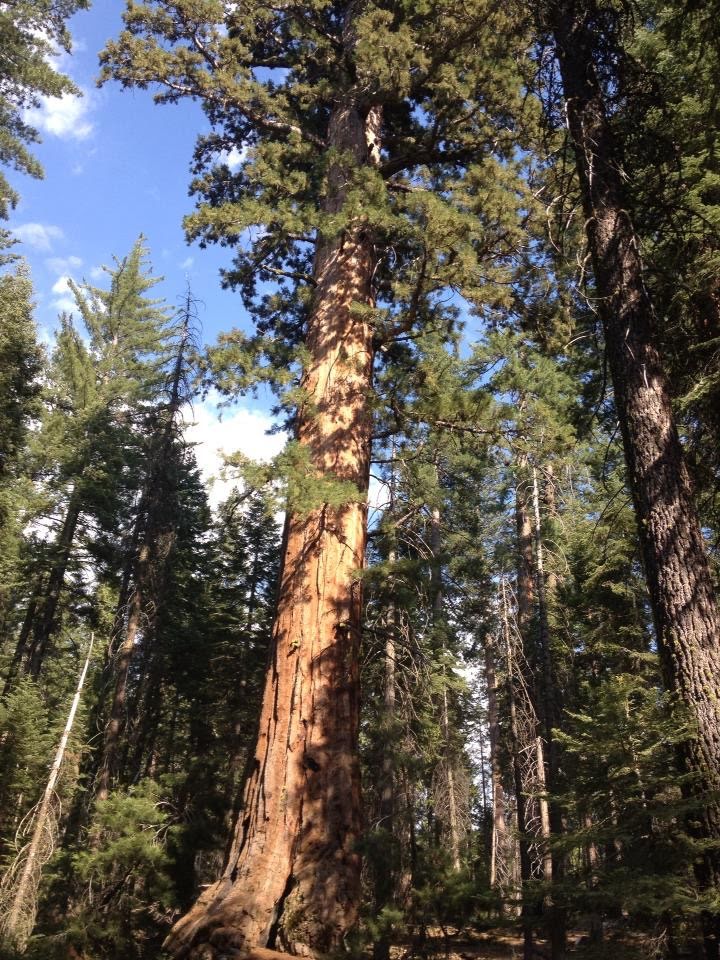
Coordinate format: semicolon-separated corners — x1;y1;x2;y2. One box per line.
46;255;82;275
26;90;93;141
13;222;64;252
184;400;286;510
53;296;77;314
220;144;247;170
180;256;194;270
90;266;105;279
51;274;78;313
52;275;72;296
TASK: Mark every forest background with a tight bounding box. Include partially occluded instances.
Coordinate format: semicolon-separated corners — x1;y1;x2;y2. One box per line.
1;2;720;960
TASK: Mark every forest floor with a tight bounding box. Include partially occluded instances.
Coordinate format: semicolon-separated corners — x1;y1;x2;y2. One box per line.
405;928;656;959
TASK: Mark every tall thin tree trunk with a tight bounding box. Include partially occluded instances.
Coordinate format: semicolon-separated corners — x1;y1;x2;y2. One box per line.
531;469;554;751
379;591;396;834
514;464;535;651
484;633;508;898
0;636;93;952
25;494;81;679
165;93;382;959
373;542;397;960
95;546;148;803
515;467;553;883
531;468;566;959
430;502;461;872
2;581;42;697
373;438;400;946
551;8;720;955
502;579;534;960
442;685;462;872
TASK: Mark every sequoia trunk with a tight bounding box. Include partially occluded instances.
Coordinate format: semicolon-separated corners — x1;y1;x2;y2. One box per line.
551;5;720;953
164;99;381;960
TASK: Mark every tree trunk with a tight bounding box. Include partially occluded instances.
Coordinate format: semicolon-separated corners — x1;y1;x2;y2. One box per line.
373;546;397;960
484;633;508;898
430;502;462;872
95;546;148;803
514;466;535;653
2;581;42;697
530;469;555;751
501;578;534;960
531;468;566;959
515;466;553;887
164;96;381;960
551;7;720;954
25;493;81;679
0;636;93;952
441;685;462;872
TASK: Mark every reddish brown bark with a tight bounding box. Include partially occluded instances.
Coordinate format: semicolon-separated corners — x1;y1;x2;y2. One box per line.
164;99;381;960
551;5;720;954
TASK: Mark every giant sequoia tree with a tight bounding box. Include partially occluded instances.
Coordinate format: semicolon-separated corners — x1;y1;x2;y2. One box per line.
101;1;530;955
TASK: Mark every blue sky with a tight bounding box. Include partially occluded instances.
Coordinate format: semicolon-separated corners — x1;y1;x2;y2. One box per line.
9;1;249;351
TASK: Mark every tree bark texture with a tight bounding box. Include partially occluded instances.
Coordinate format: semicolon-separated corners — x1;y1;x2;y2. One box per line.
551;5;720;953
430;502;462;871
373;548;397;960
514;468;535;657
95;544;149;804
501;578;535;960
164;97;381;960
531;468;566;958
484;633;508;896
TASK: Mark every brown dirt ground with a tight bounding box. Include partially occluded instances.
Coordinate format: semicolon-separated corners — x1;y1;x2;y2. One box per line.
393;928;655;960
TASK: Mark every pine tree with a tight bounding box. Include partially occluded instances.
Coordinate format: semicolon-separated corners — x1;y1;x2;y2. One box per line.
622;2;720;541
94;300;192;803
0;263;42;641
0;265;41;484
0;0;88;227
0;636;93;953
540;4;720;953
5;238;175;685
